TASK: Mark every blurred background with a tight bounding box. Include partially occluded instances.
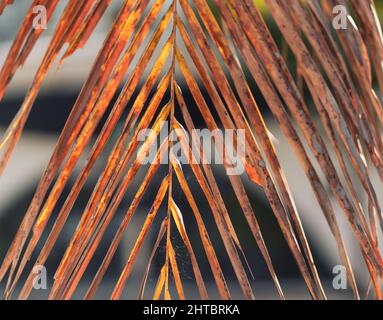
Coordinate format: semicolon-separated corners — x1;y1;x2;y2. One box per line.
0;0;382;300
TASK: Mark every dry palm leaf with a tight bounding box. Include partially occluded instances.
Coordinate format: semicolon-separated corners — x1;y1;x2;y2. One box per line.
0;0;383;300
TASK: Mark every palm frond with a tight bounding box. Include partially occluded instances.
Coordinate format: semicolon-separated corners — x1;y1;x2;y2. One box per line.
0;0;383;300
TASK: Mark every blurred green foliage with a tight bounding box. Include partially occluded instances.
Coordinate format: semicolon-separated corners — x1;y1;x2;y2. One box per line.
376;0;383;22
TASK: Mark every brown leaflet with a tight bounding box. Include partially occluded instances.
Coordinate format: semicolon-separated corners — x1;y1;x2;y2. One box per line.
314;0;381;151
175;47;250;258
172;118;255;300
301;0;383;175
0;0;99;292
111;177;169;300
174;69;284;299
221;0;359;298
38;5;170;266
319;0;383;156
176;17;263;186
0;0;59;101
312;97;365;298
83;141;168;300
196;0;324;299
17;35;172;300
153;265;167;300
65;141;169;300
176;49;258;278
171;142;231;300
291;1;361;124
61;0;113;62
0;0;86;175
50;45;172;299
175;101;319;299
312;1;378;236
169;198;208;299
179;1;272;254
350;0;383;98
168;241;185;300
62;1;96;45
49;103;170;299
0;1;144;279
176;13;261;188
0;0;380;302
0;0;138;286
6;2;172;299
285;1;383;226
176;29;317;298
233;0;383;276
0;0;13;15
215;0;361;299
50;100;170;292
56;93;168;299
138;217;168;300
14;0;59;68
268;0;383;247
